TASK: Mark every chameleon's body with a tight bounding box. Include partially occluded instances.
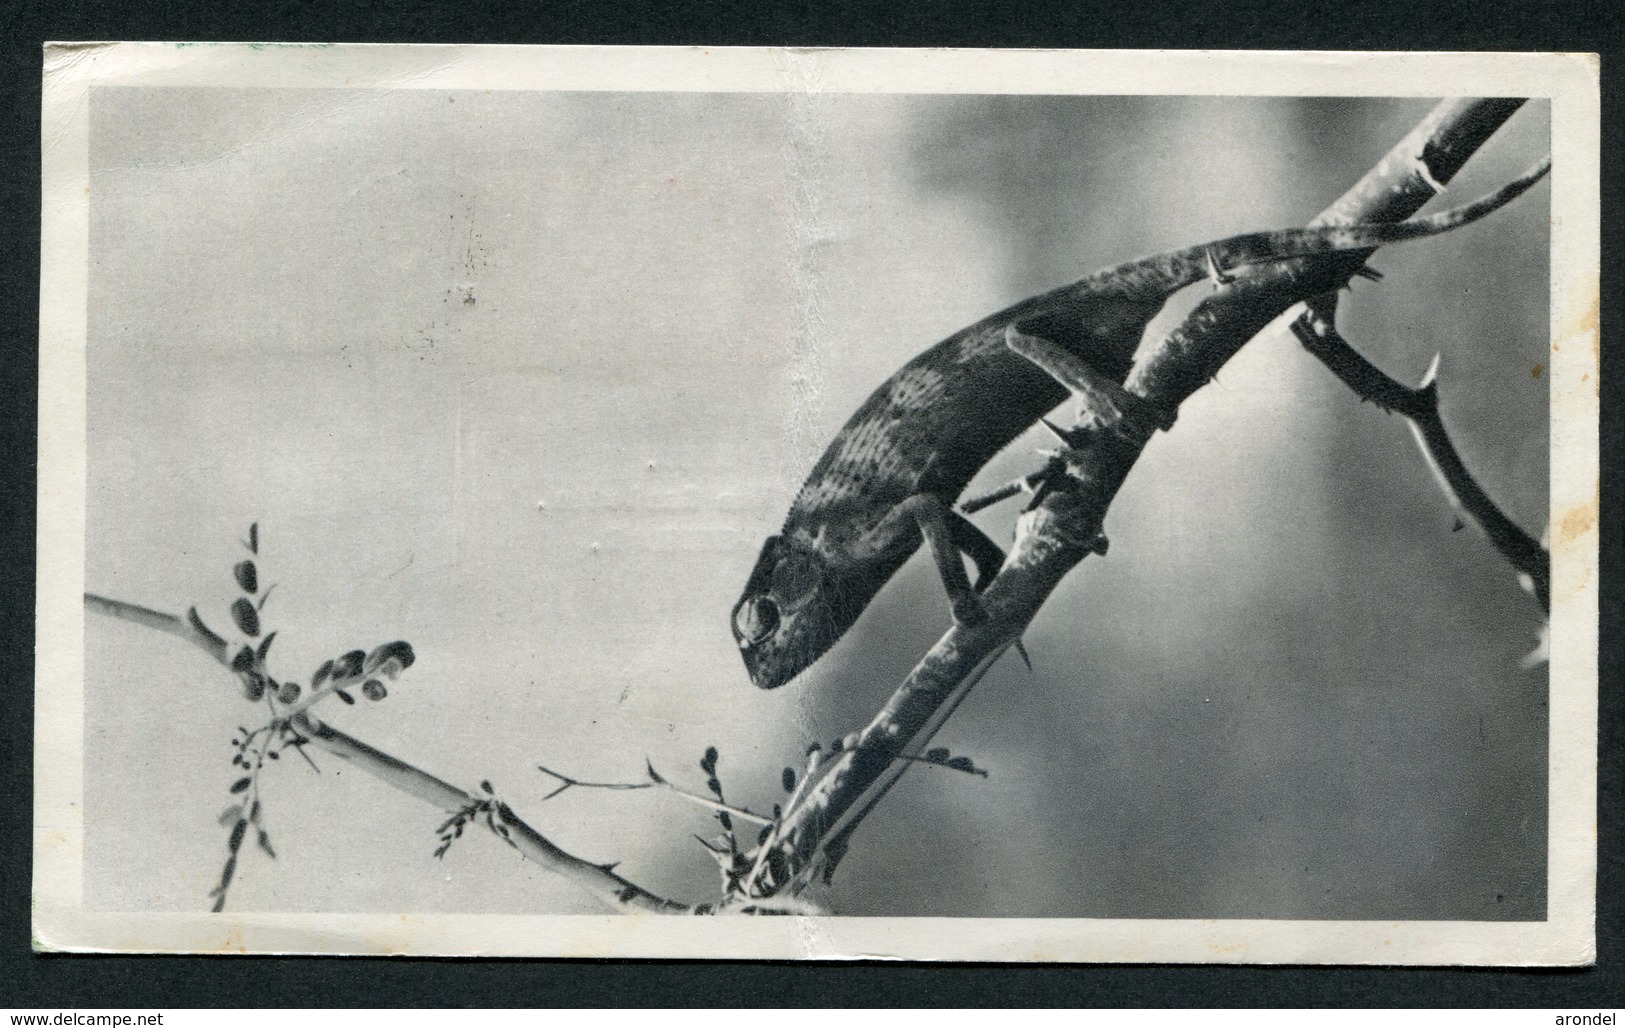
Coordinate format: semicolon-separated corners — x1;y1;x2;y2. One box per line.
731;165;1548;690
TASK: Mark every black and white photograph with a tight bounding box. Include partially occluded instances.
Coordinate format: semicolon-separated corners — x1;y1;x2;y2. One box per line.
35;45;1599;962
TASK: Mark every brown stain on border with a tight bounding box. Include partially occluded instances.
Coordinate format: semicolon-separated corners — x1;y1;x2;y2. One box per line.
1557;483;1599;548
1560;274;1600;367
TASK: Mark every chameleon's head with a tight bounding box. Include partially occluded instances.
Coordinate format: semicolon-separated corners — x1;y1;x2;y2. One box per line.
731;534;844;690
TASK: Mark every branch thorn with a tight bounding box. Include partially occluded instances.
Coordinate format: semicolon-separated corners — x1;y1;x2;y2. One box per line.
1420;353;1441;389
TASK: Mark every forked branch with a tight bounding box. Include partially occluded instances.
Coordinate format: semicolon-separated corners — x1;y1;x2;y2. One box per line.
84;591;691;915
1290;302;1549;611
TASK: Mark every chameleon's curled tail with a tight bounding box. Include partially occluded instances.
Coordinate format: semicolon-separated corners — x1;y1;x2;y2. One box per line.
1106;156;1552;293
1288;155;1551;250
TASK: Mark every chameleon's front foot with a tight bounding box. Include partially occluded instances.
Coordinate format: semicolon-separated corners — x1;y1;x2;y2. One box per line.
898;493;1002;630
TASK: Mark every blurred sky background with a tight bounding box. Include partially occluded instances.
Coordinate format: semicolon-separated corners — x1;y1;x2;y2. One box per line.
83;89;1549;919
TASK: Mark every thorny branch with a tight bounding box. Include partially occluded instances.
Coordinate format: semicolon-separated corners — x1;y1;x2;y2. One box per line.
84;591;691;915
738;97;1550;901
1289;301;1550;613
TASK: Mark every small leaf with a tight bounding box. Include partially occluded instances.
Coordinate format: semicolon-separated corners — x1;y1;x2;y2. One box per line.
220;854;237;888
757;824;773;845
717;811;732;832
249;800;261;823
365;641;415;674
926;747;950;762
256;631;277;662
336;689;355;705
229;777;251;794
218;804;244;826
312;659;334;687
362;679;387;701
231;646;255;673
765;849;789;885
946;756;974;771
187;607;227;648
480;780;494;794
248;522;258;554
335;650;366;678
701;746;719;772
277;681;301;704
781;767;796;792
706;777;722;798
234;560;258;594
257;830;276;859
242;674;266;702
228;819;247;853
231;598;260;638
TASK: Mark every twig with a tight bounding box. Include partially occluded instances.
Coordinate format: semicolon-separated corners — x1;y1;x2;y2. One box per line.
644;762;776;825
740;747;826;892
85;592;690;915
536;764;652;800
1290;305;1549;610
85;593;228;663
537;760;775;825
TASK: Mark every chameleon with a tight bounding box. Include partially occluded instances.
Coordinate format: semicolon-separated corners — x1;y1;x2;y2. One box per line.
731;159;1550;690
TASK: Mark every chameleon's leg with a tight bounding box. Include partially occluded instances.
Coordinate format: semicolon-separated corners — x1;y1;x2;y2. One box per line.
949;513;1034;672
896;494;987;627
1004;321;1177;440
947;513;1006;592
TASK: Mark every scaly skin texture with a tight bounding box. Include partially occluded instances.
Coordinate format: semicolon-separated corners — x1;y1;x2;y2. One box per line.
732;281;1151;689
730;163;1550;690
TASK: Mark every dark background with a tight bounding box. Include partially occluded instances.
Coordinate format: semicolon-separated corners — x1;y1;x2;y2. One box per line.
3;0;1620;1008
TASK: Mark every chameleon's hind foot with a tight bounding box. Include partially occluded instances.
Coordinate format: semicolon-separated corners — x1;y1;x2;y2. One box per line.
1005;322;1177;440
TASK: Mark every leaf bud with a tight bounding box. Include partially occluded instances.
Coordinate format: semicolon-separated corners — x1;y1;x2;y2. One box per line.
231;598;260;637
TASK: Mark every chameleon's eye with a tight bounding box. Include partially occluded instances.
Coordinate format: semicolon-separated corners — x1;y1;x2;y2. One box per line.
770;551;820;603
734;596;780;647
